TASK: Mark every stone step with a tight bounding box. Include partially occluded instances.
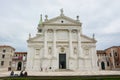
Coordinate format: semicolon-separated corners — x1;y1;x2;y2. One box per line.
55;69;73;72
112;68;120;71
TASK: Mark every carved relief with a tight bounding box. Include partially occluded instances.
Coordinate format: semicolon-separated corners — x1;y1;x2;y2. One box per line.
82;45;90;55
72;29;77;33
35;49;40;55
56;30;68;40
84;49;89;55
61;47;65;52
47;29;53;33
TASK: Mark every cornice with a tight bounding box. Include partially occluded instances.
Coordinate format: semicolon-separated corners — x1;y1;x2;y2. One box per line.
43;23;81;26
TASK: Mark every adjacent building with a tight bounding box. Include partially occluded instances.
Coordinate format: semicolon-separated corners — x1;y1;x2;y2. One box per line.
12;52;27;71
0;45;27;71
105;46;120;70
97;50;110;70
0;45;15;71
26;9;98;71
97;46;120;70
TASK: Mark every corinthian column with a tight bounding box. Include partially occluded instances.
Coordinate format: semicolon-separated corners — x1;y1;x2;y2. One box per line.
69;29;73;58
44;29;48;58
53;29;57;58
77;29;82;57
77;29;82;69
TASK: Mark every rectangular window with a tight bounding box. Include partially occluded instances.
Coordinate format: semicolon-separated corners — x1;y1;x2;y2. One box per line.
3;50;6;53
115;52;117;56
2;54;5;58
9;61;11;66
1;61;4;66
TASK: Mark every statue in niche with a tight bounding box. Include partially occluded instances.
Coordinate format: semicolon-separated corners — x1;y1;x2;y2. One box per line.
82;45;90;55
72;30;77;33
74;47;77;54
85;48;89;55
48;47;52;54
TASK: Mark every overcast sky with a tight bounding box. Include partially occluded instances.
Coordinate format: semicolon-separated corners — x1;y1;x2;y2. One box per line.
0;0;120;51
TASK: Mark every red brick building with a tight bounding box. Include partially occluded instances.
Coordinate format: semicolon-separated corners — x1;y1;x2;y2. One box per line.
105;46;120;70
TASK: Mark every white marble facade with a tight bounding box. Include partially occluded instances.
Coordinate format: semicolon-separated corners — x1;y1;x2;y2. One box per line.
26;9;98;71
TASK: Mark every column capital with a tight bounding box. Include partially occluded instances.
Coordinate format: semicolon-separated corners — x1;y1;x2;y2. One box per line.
68;29;73;32
44;29;48;32
53;29;57;31
77;29;81;33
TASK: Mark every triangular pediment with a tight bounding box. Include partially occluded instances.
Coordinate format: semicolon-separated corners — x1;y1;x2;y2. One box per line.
43;15;81;26
27;35;44;42
81;34;97;43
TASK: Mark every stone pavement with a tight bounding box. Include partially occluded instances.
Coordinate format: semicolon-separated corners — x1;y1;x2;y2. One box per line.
0;70;120;77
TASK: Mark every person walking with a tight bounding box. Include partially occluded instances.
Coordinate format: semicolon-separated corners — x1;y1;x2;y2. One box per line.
20;71;24;77
24;71;28;76
10;71;14;76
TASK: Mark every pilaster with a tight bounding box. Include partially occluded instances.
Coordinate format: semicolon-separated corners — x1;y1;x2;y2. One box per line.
44;29;48;58
77;29;82;69
69;29;73;58
53;29;57;58
77;29;82;57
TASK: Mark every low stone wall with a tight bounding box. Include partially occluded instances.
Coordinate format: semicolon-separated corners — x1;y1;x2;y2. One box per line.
0;68;8;72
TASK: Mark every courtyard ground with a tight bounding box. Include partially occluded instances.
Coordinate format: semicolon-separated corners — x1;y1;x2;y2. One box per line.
0;70;120;77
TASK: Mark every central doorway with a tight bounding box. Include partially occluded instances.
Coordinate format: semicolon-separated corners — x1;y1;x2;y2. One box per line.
59;54;66;69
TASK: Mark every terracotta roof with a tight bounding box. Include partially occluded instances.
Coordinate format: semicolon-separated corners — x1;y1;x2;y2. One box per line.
97;50;106;54
15;52;27;54
105;46;120;51
0;45;15;50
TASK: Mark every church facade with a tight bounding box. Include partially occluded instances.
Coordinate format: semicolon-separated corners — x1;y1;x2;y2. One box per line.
26;9;98;71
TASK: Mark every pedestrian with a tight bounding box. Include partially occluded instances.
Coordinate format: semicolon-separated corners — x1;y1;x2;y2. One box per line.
20;71;24;77
41;67;43;71
10;71;14;76
24;71;28;76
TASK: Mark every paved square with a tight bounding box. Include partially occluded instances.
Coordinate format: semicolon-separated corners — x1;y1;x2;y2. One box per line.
0;71;120;77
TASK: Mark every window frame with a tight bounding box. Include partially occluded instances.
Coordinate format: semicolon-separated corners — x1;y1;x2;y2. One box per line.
1;61;4;66
2;54;5;58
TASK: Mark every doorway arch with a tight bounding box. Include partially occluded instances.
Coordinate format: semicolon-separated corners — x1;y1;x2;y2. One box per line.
101;61;105;70
17;62;22;70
